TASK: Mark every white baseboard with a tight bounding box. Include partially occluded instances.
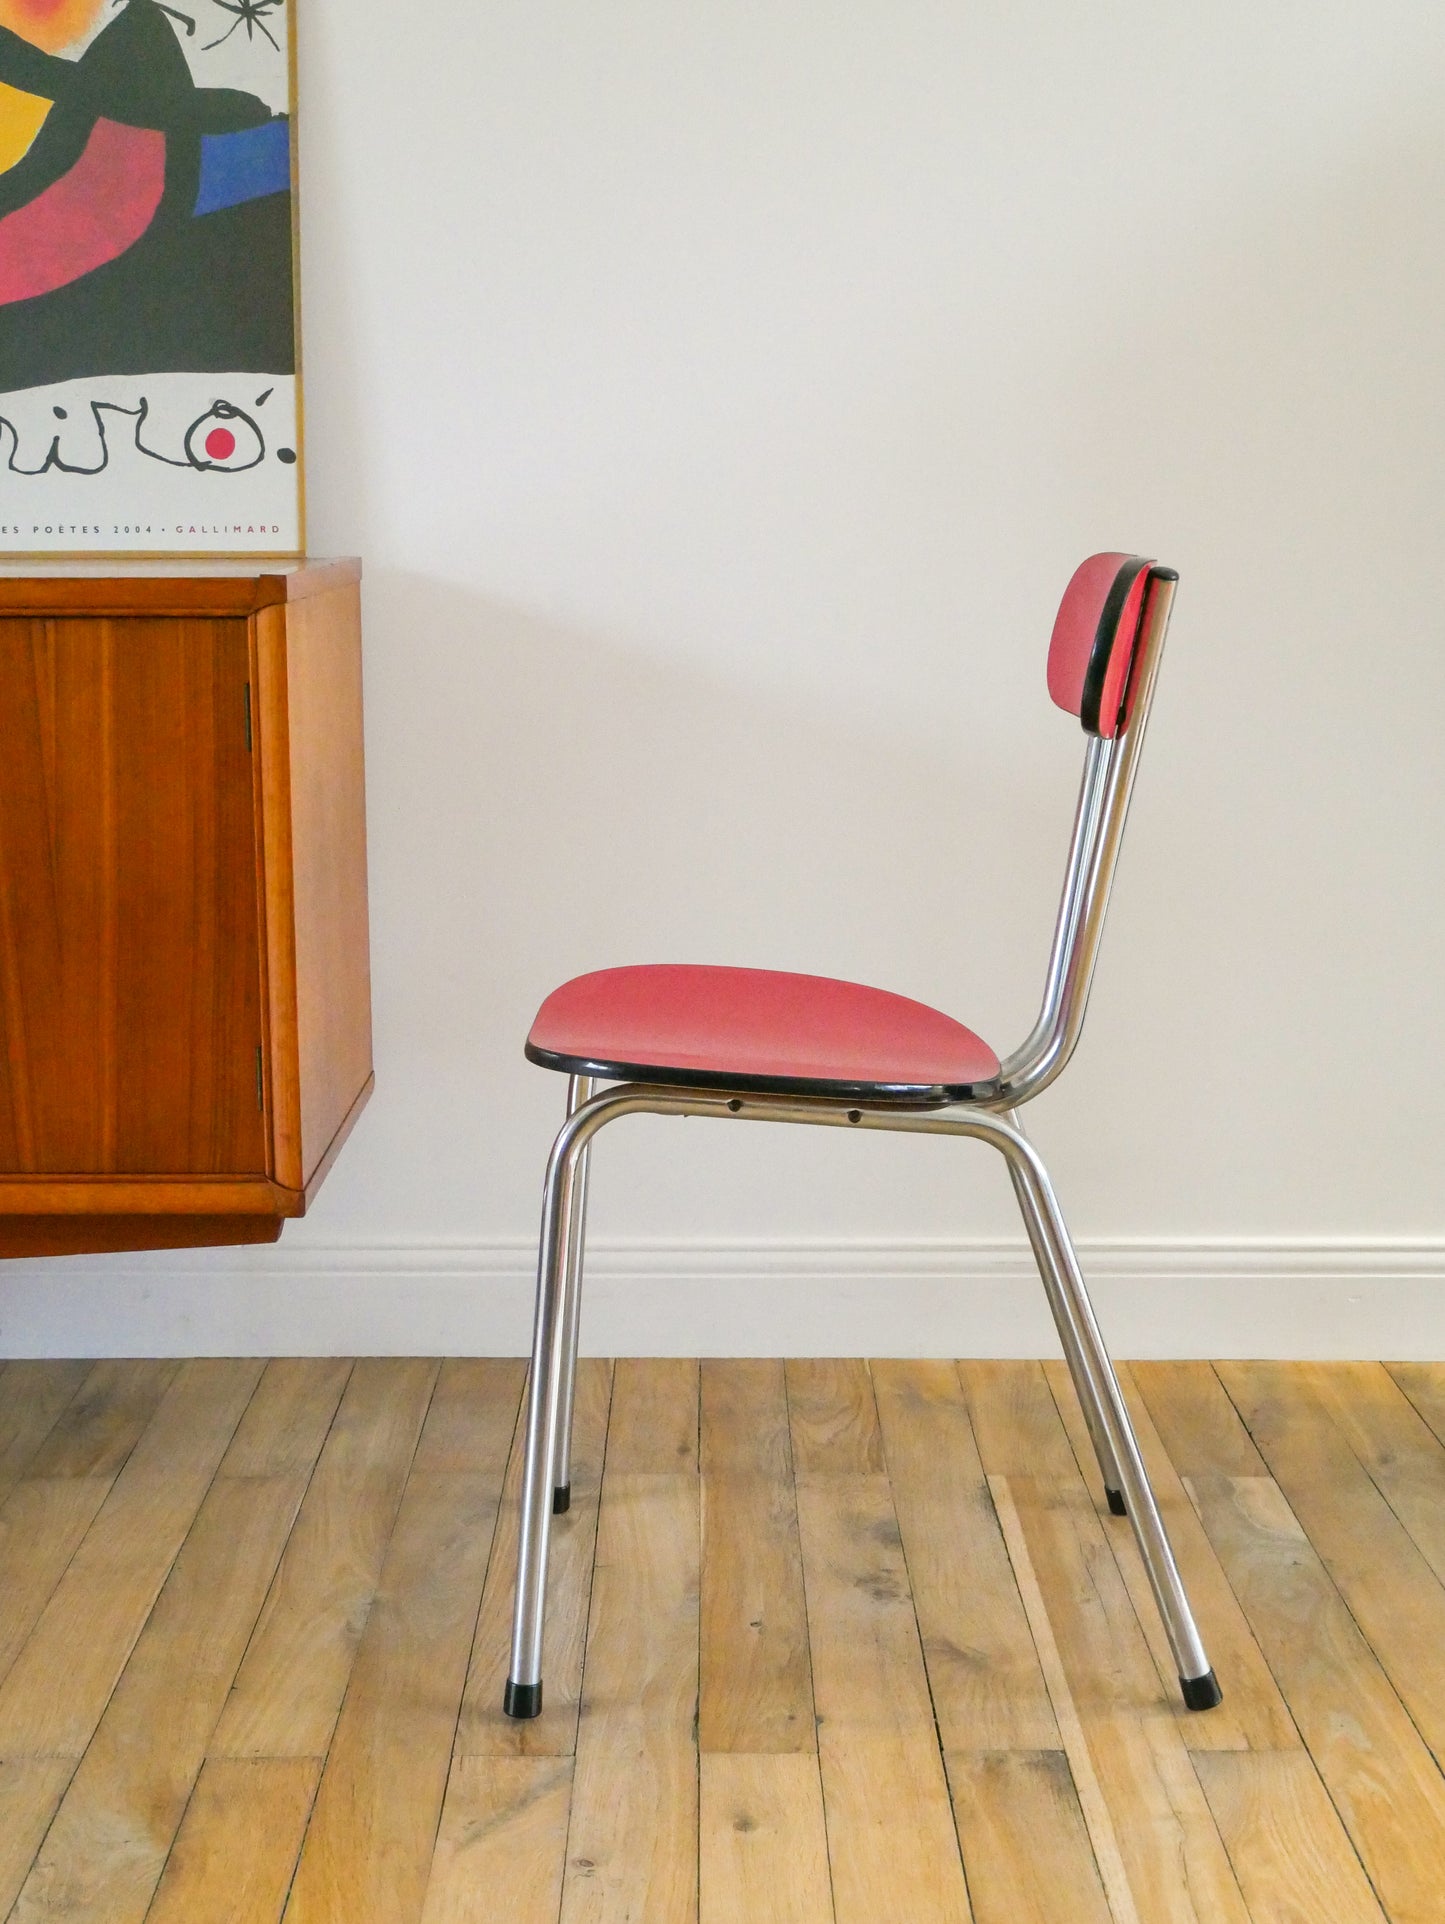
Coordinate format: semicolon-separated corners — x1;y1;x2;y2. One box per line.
2;1236;1444;1359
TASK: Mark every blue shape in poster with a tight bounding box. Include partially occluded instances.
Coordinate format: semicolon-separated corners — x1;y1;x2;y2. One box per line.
194;117;290;218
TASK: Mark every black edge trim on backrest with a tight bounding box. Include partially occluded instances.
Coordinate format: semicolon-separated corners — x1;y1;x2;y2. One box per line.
1079;554;1153;735
1112;564;1179;731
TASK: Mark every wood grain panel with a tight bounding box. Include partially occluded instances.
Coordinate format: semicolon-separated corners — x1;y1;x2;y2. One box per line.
0;1212;285;1255
0;615;266;1177
0;1177;294;1213
0;561;359;620
255;584;372;1195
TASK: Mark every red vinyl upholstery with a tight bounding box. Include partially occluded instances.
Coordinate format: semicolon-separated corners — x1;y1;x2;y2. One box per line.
527;964;1001;1102
1047;552;1153;737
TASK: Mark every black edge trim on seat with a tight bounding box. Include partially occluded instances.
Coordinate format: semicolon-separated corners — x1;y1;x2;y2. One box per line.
524;1040;1001;1106
1079;554;1153;735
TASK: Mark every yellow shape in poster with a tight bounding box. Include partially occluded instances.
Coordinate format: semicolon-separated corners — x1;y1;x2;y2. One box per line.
0;79;51;171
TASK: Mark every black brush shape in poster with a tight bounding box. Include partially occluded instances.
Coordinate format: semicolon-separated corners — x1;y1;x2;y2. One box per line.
204;1;284;55
0;0;294;396
0;388;289;474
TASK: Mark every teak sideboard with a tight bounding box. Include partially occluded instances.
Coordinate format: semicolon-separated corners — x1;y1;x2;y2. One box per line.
0;560;372;1257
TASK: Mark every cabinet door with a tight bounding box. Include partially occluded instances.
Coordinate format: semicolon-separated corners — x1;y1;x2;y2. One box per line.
0;616;268;1175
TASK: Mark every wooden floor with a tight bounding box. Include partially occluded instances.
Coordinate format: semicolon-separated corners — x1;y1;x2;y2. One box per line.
1;1360;1445;1922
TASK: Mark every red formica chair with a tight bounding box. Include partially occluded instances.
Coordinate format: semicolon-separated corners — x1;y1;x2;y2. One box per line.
503;553;1221;1720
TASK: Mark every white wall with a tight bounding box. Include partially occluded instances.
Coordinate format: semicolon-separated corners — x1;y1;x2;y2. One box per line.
7;1;1445;1354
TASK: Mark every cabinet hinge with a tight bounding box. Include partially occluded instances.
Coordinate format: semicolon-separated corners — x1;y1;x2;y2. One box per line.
243;681;253;752
255;1044;265;1111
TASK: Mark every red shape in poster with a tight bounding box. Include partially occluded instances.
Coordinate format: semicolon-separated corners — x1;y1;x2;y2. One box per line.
0;118;167;307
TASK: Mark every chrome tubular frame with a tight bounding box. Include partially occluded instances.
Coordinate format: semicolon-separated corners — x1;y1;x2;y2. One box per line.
1001;1106;1125;1510
503;565;1220;1720
551;1075;595;1515
505;1078;1215;1716
998;570;1177;1106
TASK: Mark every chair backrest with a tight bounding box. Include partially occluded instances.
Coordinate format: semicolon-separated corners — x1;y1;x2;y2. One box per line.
998;555;1178;1105
1047;552;1154;738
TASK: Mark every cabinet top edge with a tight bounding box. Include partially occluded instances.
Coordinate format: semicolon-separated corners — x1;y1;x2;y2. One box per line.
0;557;360;614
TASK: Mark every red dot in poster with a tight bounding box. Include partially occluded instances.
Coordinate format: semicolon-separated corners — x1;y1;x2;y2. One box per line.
205;427;237;460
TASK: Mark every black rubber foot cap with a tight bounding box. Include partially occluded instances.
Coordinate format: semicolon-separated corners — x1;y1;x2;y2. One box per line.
1106;1487;1128;1516
1180;1668;1223;1712
504;1679;543;1720
552;1483;571;1514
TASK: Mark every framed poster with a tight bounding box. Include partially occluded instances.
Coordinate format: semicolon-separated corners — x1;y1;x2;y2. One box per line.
0;0;302;555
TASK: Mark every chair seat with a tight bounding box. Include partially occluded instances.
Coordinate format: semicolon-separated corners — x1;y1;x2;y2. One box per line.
526;964;1001;1103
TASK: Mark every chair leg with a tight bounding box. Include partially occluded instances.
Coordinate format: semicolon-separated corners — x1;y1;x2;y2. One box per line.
1003;1114;1126;1514
551;1076;596;1515
504;1114;588;1720
1003;1128;1221;1709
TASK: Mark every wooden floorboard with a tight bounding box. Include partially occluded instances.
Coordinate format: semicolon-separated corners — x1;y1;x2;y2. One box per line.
560;1361;701;1924
210;1357;440;1763
0;1363;95;1510
699;1359;814;1754
1;1354;1444;1922
873;1359;1057;1753
283;1362;522;1924
1043;1359;1297;1753
700;1753;834;1924
792;1357;971;1924
965;1362;1250;1924
1217;1361;1445;1767
0;1359;262;1761
1139;1362;1445;1924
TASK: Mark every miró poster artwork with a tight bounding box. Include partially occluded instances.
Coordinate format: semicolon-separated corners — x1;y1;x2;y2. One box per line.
0;0;302;554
